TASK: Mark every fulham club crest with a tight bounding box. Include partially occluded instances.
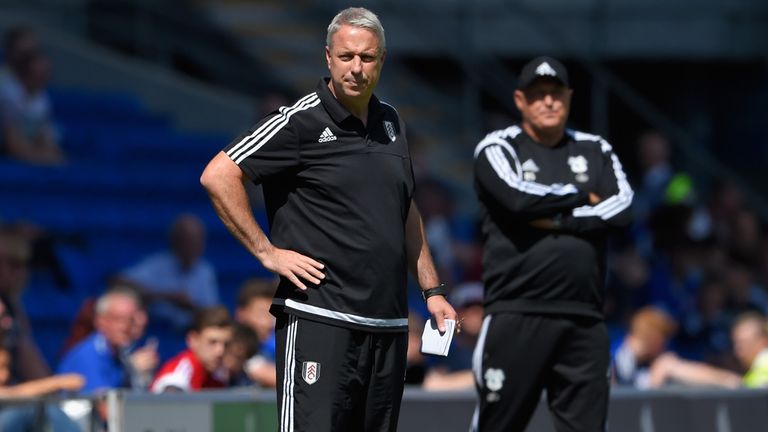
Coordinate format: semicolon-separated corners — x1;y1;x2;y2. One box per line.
383;121;396;142
567;155;589;183
302;361;320;385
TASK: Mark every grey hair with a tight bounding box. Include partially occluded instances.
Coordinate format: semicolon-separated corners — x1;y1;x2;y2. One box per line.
326;7;386;53
95;285;142;315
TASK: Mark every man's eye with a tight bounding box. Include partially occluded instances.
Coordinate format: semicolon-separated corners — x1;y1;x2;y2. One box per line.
339;55;352;61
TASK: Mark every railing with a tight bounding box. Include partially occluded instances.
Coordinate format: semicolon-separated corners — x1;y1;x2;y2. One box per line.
0;394;101;432
2;386;766;431
106;386;768;432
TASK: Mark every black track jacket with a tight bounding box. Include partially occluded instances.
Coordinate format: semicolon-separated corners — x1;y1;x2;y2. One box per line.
474;125;633;319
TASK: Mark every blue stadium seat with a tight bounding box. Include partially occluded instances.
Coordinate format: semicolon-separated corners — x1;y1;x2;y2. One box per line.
5;85;251;366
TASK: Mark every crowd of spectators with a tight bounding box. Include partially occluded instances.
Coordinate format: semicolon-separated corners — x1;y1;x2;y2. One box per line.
606;131;768;385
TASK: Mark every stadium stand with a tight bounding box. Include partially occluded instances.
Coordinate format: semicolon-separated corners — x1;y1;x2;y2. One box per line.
0;83;271;366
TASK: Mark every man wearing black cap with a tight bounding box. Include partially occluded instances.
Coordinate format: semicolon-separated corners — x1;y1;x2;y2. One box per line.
471;57;633;431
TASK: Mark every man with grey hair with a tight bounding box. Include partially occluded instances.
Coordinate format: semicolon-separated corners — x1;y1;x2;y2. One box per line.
57;286;158;393
201;6;456;431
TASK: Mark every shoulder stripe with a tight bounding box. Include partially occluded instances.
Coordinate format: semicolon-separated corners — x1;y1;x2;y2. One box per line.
232;96;321;164
478;142;580;197
227;93;319;163
228;92;316;158
498;125;523;139
474;126;522;158
567;129;602;143
567;129;615;154
475;136;511;159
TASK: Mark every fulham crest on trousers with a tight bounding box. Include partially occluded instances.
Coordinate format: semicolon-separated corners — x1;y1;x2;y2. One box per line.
302;361;320;385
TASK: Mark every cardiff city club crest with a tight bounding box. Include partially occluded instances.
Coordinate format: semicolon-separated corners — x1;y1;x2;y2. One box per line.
567;155;589;183
383;121;396;142
484;368;505;403
302;361;320;385
521;159;540;181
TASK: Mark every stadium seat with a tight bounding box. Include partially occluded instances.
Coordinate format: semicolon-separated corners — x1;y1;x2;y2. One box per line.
5;86;256;361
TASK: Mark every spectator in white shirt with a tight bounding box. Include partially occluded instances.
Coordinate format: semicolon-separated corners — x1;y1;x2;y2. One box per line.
115;214;219;330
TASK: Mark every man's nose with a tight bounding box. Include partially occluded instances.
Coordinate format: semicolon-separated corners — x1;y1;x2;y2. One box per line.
543;94;554;105
351;57;363;74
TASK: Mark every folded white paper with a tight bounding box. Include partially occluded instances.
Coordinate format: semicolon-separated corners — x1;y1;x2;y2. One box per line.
420;318;456;356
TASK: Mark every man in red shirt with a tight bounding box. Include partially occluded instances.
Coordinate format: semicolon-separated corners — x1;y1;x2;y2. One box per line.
151;306;233;392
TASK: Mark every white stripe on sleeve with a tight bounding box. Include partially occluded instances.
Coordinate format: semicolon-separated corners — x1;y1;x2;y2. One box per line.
478;141;580;197
228;93;320;164
571;139;634;220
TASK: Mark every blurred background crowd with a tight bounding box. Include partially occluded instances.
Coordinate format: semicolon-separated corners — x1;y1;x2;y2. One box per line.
0;0;767;428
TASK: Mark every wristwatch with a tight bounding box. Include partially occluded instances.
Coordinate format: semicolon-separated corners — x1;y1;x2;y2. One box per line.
421;283;448;302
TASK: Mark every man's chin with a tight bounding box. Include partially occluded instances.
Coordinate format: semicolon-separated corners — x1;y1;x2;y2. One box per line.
537;121;565;132
344;84;370;95
343;89;364;98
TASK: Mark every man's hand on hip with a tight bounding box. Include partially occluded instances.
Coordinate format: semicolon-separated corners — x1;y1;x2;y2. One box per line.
260;246;325;290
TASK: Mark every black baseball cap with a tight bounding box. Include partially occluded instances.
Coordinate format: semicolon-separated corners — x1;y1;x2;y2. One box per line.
517;56;569;89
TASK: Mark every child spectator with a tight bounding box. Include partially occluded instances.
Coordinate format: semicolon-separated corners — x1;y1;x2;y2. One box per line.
151;306;233;393
234;278;278;388
223;324;259;386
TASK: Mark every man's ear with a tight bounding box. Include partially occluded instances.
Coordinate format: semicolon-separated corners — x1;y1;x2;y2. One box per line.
514;89;525;112
325;46;332;70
